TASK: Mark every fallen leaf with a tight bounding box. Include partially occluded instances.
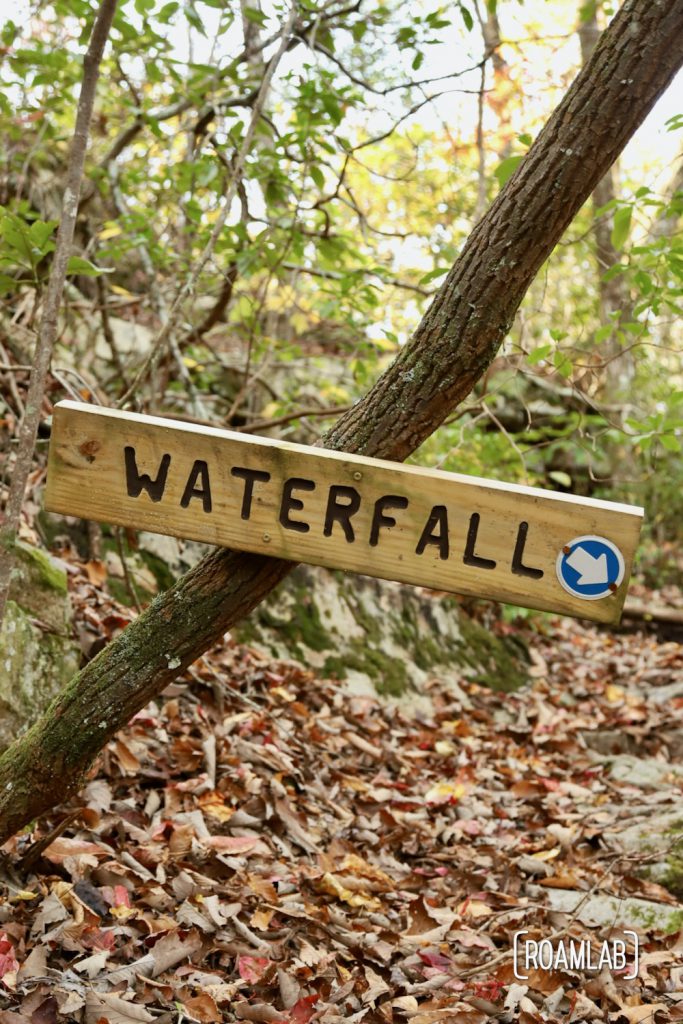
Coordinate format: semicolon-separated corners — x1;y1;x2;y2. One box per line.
238;956;271;983
182;992;221;1023
85;991;155;1024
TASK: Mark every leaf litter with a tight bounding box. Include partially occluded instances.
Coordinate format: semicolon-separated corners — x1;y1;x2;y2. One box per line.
1;558;683;1023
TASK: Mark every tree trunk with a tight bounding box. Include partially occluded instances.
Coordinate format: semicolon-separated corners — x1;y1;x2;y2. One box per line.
1;0;682;844
578;8;635;400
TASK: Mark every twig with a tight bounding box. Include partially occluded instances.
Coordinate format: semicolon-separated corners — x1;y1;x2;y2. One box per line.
115;528;142;613
96;275;130;388
236;404;353;432
0;0;119;630
474;6;488;222
460;854;623;979
16;810;83;872
280;261;434;297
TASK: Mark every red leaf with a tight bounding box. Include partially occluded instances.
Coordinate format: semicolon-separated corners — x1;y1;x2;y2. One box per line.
418;950;451;970
0;933;19;984
472;979;503;1001
113;885;131;908
289;996;319;1023
237;955;270;983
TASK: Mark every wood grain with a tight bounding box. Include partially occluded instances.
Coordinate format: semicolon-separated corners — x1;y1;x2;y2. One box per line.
45;402;643;623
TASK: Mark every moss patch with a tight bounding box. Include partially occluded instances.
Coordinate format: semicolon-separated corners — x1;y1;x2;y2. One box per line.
234;565;528;699
8;541;70;633
15;542;67;595
0;598;80;752
457;616;529;693
657;825;683;898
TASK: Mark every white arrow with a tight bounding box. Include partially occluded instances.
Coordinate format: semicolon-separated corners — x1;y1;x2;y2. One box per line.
566;546;609;586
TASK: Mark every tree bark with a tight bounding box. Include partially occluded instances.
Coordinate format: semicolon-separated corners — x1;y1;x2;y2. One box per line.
1;0;682;844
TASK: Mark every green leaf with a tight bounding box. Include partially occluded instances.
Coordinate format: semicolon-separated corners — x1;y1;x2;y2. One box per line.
602;263;625;282
660;434;681;452
553;350;572;378
611;205;632;250
28;219;57;249
526;343;551;365
243;6;267;25
549;470;572;488
418;266;449;286
158;1;179;21
321;94;343;126
66;256;112;276
310;165;325;189
459;3;474;30
183;3;206;35
494;154;523;188
594;324;613;344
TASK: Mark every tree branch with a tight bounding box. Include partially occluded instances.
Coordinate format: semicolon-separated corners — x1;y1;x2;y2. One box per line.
0;0;119;629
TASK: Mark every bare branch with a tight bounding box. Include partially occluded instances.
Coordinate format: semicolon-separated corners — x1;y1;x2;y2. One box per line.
280;261;434;297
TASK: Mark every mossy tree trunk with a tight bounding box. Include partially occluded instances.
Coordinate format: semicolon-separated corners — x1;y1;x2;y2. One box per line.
1;0;682;843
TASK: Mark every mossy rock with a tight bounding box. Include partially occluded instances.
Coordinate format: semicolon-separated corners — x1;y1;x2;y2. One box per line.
605;812;683;901
234;564;528;700
8;540;68;631
0;542;80;751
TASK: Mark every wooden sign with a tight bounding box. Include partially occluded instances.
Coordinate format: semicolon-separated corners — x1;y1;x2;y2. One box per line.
44;401;644;623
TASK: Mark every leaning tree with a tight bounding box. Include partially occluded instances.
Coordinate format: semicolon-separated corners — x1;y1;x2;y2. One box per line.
1;0;682;842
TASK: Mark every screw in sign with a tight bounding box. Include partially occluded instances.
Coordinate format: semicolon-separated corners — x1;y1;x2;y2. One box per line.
556;535;626;601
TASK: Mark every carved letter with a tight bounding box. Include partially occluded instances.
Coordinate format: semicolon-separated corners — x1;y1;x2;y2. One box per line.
415;505;449;559
511;521;543;578
231;467;271;520
324;485;361;542
463;512;496;569
369;495;408;546
180;460;212;513
124;446;170;503
280;478;315;533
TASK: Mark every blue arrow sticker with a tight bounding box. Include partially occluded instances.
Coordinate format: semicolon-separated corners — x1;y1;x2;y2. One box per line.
556;535;625;601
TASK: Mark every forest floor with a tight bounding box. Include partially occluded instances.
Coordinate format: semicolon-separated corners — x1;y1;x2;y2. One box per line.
1;554;683;1024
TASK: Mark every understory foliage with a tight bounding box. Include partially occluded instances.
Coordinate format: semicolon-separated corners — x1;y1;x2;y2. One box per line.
0;0;681;564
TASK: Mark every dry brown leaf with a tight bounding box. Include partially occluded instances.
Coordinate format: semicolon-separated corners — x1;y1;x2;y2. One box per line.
84;991;155;1024
233;1004;287;1022
609;1005;670;1024
319;872;381;911
182;993;221;1023
42;838;109;864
